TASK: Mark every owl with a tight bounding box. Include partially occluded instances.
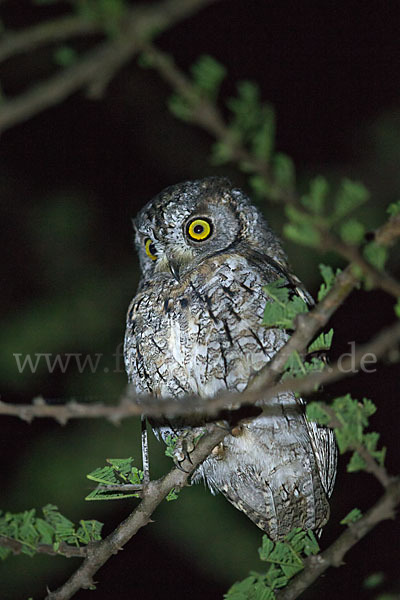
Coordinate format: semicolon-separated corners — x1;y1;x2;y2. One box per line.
124;177;336;540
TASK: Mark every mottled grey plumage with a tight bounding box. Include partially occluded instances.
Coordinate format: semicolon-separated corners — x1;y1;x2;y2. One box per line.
124;177;336;540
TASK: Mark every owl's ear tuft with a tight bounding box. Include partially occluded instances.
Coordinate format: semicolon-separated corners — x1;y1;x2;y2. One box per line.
131;218;138;233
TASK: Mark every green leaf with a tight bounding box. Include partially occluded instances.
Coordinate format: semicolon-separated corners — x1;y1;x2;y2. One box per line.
306;402;331;426
281;353;325;382
0;505;103;556
86;458;143;500
364;432;386;465
363;242;388;271
85;488;140;501
263;278;290;306
248;175;271;198
225;80;277;176
332;395;374;452
53;46;78;68
308;396;386;473
333;179;369;221
251;106;275;162
283;351;306;377
76;520;103;543
394;298;400;318
387;200;400;216
273;153;295;190
283;222;321;248
317;264;341;301
87;465;121;485
224;575;269;600
262;281;308;330
166;488;180;502
75;0;128;37
308;329;334;353
0;546;11;560
340;508;362;525
227;81;260;136
252;583;275;600
301;176;329;215
210;140;234;165
168;94;194;121
363;572;385;589
258;536;275;562
35;518;54;545
190;55;226;101
347;451;366;472
301;530;320;556
165;434;178;459
339;218;366;244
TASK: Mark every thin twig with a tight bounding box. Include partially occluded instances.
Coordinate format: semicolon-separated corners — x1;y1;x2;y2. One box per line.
319;230;400;299
374;213;400;247
96;484;143;493
0;15;99;63
0;536;87;558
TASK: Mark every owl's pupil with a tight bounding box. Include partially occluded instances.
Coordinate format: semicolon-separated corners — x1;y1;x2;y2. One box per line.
149;243;156;255
194;225;204;234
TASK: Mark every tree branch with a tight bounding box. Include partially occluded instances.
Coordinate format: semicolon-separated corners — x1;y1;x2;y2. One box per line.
2;271;400;423
142;43;400;298
275;477;400;600
317;230;400;299
0;536;86;558
0;264;359;422
0;15;99;63
0;0;221;133
44;424;227;600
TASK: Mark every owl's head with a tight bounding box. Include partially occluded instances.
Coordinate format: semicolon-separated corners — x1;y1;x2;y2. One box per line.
133;177;287;281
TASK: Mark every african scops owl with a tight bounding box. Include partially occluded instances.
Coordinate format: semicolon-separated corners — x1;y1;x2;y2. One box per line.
124;177;336;540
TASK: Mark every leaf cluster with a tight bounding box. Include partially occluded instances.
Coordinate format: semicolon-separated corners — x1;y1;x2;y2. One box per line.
284;177;370;247
225;529;320;600
164;434;178;459
74;0;128;37
168;55;226;121
262;278;308;329
86;457;143;501
307;395;386;472
263;267;335;381
0;504;102;559
50;0;129;67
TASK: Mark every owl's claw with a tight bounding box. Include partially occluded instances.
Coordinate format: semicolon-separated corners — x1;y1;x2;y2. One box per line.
172;427;205;471
174;461;190;474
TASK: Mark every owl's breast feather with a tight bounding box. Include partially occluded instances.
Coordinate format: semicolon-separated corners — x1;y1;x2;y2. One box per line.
125;253;288;399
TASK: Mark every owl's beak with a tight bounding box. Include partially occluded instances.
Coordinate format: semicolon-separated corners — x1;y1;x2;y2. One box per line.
168;259;180;282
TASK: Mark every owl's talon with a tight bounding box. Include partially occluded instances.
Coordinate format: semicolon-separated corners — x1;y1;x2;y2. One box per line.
172;427;205;470
175;461;190;474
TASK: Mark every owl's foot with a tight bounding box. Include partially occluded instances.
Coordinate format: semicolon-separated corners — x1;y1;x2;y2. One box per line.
172;427;207;472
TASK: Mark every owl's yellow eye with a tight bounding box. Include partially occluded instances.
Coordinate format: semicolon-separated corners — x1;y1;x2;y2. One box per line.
186;217;213;241
145;238;157;260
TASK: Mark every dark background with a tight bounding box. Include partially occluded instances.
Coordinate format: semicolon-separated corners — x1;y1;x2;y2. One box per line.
1;1;400;598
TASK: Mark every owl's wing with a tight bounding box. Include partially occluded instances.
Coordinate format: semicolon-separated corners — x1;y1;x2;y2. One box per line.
304;418;337;498
243;248;315;307
255;251;337;497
